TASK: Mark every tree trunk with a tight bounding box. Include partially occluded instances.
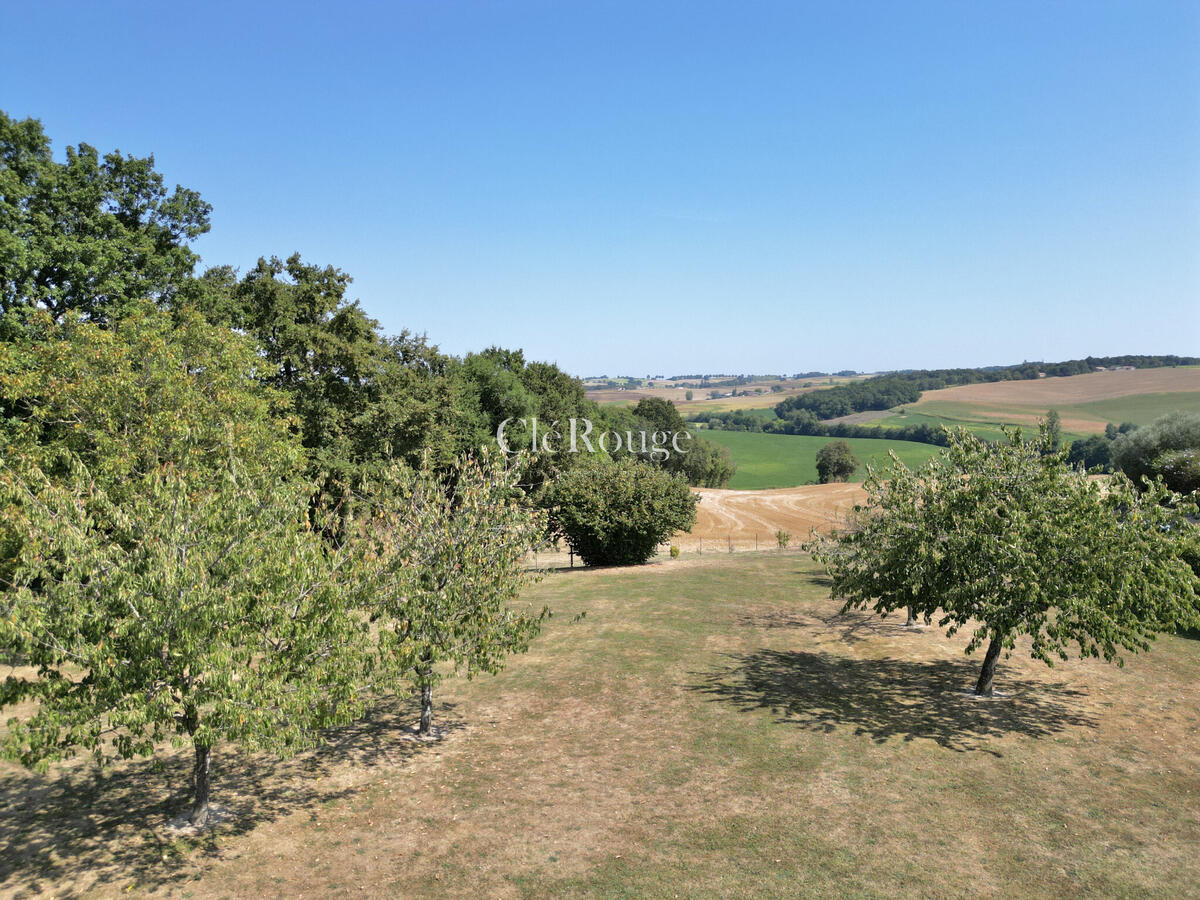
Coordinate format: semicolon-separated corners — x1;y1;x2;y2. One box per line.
418;665;434;736
190;741;212;826
974;634;1004;696
905;606;917;627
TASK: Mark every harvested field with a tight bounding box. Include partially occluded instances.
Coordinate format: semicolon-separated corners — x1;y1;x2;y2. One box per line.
688;484;864;545
907;368;1200;433
915;368;1200;406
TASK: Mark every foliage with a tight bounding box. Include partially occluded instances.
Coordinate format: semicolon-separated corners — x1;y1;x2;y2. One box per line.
810;426;1199;695
776;529;791;549
365;450;547;735
0;307;371;825
1111;411;1200;494
670;544;680;558
1153;449;1200;496
185;254;462;514
631;397;735;487
542;455;698;566
815;440;859;483
1066;434;1113;471
1044;409;1062;451
700;406;955;447
0;112;210;325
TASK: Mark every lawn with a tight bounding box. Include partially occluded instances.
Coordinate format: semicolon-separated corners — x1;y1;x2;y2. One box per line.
4;553;1196;897
701;429;941;489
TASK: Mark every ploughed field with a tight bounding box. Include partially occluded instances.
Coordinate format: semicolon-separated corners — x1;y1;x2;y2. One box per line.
2;553;1196;898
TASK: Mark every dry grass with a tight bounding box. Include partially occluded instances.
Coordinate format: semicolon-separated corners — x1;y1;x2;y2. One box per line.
1;553;1197;898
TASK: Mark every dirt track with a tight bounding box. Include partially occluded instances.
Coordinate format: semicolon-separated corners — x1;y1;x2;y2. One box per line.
686;483;866;543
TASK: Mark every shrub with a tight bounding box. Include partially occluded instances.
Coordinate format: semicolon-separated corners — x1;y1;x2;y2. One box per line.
776;529;791;549
1112;412;1200;493
542;456;699;566
670;544;680;558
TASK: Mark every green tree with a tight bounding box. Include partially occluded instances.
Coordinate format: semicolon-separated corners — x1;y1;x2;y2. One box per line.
0;112;210;325
366;451;547;736
1112;411;1200;494
631;397;735;487
685;390;693;401
190;253;461;514
1066;434;1113;472
542;456;698;566
815;440;859;483
1045;409;1062;451
811;427;1198;695
0;306;371;825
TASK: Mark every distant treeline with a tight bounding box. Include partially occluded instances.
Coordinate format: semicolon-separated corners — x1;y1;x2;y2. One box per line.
773;355;1200;421
692;408;953;445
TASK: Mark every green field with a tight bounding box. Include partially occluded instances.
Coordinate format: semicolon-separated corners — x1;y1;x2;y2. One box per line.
702;429;942;489
1070;391;1200;424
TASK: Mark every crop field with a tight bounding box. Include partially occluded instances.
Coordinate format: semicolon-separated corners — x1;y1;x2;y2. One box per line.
585;375;864;413
5;553;1195;897
700;429;942;490
891;368;1200;434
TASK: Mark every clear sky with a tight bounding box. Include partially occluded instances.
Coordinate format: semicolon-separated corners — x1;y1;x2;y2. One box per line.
3;1;1198;376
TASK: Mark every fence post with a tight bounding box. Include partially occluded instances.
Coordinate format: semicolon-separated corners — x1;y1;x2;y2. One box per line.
699;537;702;555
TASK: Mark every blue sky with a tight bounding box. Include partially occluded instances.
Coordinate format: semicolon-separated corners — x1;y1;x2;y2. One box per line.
3;1;1198;376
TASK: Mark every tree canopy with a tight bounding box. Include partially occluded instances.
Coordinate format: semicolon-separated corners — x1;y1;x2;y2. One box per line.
811;427;1199;695
0;305;372;825
1112;411;1200;495
365;450;547;736
815;440;859;483
0;111;210;325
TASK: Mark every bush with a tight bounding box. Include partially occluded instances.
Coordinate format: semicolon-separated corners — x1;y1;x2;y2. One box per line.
669;544;680;558
1112;412;1200;493
776;529;791;549
542;456;699;566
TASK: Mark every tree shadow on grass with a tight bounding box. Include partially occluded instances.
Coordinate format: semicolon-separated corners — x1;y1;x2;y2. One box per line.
0;695;464;897
736;607;897;645
689;650;1095;755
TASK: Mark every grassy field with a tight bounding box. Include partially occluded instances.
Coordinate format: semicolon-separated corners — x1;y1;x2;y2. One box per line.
896;369;1200;434
1071;390;1200;425
873;410;1091;444
5;553;1195;897
701;429;941;489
